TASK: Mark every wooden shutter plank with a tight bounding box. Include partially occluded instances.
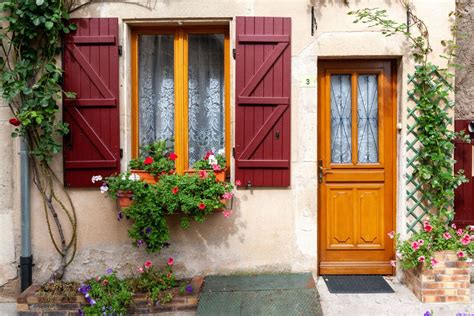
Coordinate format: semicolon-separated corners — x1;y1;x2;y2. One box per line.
63;18;120;187
235;16;291;187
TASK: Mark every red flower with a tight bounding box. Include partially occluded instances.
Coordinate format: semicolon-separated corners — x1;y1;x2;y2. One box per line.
102;279;109;286
9;118;21;126
423;221;432;233
144;260;153;269
199;170;208;179
204;150;214;159
172;187;179;195
235;180;242;186
167;257;174;266
169;152;178;161
167;272;172;278
144;156;154;165
198;202;206;210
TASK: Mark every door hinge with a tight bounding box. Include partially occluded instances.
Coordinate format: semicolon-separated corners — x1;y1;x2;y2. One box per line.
118;45;123;56
119;148;123;158
232;48;236;59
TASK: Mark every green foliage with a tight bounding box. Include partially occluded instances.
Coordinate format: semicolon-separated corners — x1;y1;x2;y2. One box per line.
126;260;176;304
103;172;148;199
349;4;472;268
394;213;474;269
129;140;176;176
81;271;133;315
0;0;76;162
192;150;226;171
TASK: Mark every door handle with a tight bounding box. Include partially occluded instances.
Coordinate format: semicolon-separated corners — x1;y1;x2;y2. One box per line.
318;160;332;183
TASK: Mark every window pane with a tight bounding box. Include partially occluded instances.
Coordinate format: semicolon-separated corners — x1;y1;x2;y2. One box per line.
138;35;174;148
188;34;225;166
357;75;378;163
330;74;352;164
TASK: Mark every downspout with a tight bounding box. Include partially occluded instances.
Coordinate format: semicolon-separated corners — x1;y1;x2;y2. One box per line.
20;138;32;292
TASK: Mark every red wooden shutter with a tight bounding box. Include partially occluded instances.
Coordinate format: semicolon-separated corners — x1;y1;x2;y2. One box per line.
63;18;120;187
454;120;474;226
235;17;291;187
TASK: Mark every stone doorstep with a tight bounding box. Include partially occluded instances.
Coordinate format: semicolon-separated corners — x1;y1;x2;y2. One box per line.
16;276;203;315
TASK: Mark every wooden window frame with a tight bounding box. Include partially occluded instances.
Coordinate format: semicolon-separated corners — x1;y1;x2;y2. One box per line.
131;25;231;174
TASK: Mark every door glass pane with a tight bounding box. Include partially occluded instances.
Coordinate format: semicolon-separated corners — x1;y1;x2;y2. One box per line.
357;75;378;163
330;74;352;163
138;34;175;148
188;34;225;166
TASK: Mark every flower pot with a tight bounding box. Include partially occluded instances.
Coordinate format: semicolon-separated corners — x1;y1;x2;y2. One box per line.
130;169;157;184
404;250;471;303
117;190;133;209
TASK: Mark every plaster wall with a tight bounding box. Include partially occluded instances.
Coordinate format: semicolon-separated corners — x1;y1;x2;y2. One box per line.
2;0;456;283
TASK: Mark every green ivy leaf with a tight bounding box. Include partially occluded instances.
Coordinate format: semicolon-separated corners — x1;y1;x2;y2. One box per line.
35;0;44;5
45;21;54;30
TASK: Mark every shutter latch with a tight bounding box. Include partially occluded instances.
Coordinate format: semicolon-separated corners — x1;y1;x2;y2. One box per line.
118;45;123;56
232;147;235;158
119;148;123;158
232;48;236;59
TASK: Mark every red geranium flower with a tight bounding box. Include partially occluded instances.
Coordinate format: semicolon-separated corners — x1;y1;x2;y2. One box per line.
172;187;179;195
102;279;109;286
144;156;154;165
204;150;214;159
9;118;21;126
169;152;178;161
199;170;208;179
198;202;206;210
235;180;242;186
144;260;153;269
167;257;174;266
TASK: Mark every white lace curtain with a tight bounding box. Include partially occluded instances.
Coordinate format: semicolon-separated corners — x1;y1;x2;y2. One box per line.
138;33;225;165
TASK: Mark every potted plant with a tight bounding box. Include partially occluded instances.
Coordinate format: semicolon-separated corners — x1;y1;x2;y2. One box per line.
189;149;227;182
390;210;474;302
129;140;177;184
93;172;146;210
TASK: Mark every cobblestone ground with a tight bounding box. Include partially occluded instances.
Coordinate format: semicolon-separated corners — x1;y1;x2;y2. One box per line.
317;275;474;316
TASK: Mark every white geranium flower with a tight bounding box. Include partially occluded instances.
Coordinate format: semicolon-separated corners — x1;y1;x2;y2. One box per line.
91;175;103;183
100;184;109;194
217;148;225;156
208;155;218;165
128;173;141;181
121;174;127;180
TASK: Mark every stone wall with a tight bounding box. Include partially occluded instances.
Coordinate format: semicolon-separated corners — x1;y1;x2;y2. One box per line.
455;0;474;119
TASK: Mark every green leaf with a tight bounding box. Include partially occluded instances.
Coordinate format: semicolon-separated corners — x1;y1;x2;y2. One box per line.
45;21;54;30
36;0;44;5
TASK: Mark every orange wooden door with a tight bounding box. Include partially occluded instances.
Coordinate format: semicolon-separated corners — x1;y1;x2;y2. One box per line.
318;60;396;275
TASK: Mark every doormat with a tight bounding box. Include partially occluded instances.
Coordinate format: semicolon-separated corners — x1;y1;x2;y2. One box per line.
323;275;394;294
197;273;323;315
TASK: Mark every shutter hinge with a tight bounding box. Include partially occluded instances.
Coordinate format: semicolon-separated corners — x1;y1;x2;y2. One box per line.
119;148;123;158
232;147;235;158
118;45;123;56
232;48;236;60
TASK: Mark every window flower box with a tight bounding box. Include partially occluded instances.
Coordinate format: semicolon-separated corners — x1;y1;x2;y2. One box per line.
130;169;157;184
185;168;227;182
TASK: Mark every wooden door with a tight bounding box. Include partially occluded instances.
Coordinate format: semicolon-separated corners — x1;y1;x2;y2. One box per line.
318;60;396;275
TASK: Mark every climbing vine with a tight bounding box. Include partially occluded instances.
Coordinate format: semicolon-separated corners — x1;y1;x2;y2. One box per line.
349;1;471;222
0;0;78;279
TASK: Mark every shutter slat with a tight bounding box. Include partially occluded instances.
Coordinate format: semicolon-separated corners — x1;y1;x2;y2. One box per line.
235;16;291;187
63;18;120;187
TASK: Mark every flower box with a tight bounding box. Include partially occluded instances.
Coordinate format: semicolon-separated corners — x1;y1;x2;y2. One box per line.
404;251;471;303
130;169;157;184
185;168;227;182
17;276;203;315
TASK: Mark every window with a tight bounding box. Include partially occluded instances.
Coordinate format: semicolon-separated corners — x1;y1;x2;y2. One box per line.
131;26;230;174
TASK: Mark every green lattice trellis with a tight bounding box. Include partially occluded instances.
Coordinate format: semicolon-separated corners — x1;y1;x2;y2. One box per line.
405;66;454;234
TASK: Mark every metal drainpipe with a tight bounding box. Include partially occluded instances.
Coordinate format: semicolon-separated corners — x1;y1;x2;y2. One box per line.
20;138;32;292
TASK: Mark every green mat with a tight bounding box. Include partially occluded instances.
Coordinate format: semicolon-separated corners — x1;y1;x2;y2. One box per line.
197;273;322;316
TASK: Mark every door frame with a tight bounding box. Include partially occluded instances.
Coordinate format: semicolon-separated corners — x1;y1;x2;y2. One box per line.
316;59;398;275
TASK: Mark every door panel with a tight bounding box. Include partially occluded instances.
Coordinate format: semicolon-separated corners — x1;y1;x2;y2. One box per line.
318;60;396;275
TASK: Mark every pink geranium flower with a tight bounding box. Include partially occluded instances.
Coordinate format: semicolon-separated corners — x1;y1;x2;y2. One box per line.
431;258;438;266
457;229;463;236
212;164;221;171
167;257;174;266
199;170;208;179
222;192;233;200
418;239;425;246
418;256;425;263
223;210;232;218
235;180;242;186
411;241;420;251
396;251;403;259
442;232;452;240
457;251;465;258
387;231;395;239
423;221;433;233
461;234;471;246
137;267;144;273
144;260;153;269
390;260;396;267
451;223;457;229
